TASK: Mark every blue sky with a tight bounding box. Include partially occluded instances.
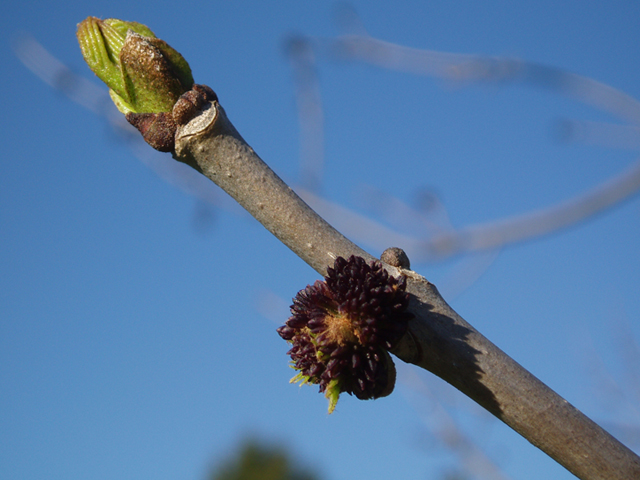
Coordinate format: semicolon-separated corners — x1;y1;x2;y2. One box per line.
2;1;640;479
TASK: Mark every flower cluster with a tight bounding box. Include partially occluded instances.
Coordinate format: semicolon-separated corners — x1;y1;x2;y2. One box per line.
277;255;413;413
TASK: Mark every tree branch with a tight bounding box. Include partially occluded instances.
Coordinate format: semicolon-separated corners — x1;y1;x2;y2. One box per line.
173;99;640;480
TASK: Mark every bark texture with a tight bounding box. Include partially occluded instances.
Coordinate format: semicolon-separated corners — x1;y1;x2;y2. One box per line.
173;99;640;480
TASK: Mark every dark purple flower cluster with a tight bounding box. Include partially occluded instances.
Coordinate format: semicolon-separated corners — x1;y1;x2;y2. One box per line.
277;255;413;412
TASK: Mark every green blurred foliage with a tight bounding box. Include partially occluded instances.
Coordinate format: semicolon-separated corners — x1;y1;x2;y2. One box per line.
210;439;320;480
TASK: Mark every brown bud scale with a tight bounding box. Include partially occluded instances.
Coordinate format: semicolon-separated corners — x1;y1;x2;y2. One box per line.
127;84;218;152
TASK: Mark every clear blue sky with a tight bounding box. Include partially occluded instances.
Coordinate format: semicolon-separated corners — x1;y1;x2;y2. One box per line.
2;1;640;479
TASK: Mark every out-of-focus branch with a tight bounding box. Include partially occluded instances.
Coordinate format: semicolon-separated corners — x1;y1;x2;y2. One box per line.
285;36;325;194
326;25;640;259
298;154;640;261
400;366;512;480
333;33;640;124
14;33;119;119
297;187;426;255
422;158;640;257
583;317;640;449
172;99;640;480
559;119;640;151
13;34;222;209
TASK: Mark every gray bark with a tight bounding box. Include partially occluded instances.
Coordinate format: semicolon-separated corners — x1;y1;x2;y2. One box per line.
173;99;640;480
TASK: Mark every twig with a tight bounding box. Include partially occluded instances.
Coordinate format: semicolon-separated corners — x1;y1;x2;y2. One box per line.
173;98;640;480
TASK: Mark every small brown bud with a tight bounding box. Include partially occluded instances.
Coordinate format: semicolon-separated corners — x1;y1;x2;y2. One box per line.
381;247;411;270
